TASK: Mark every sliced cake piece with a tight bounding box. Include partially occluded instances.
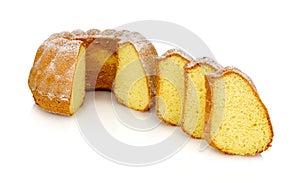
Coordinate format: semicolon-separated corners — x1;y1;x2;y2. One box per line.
206;67;273;155
28;37;86;115
156;49;193;126
181;57;222;138
113;31;158;111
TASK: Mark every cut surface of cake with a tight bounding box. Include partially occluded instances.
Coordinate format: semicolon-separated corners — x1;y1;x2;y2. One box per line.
156;49;193;126
206;67;273;155
181;57;222;138
28;36;86;115
113;31;158;111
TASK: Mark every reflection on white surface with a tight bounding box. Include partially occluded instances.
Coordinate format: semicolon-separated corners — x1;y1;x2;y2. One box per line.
93;92;178;146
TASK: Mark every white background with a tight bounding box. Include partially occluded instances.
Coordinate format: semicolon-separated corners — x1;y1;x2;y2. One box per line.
1;0;299;182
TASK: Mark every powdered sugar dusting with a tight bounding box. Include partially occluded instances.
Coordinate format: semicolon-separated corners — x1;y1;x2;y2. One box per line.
47;92;55;100
187;56;223;71
207;66;257;91
59;95;69;102
29;34;83;102
160;49;195;63
72;29;87;38
47;61;55;71
87;29;101;37
65;62;76;82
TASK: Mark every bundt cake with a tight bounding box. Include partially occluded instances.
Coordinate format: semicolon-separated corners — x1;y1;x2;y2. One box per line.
181;57;222;138
156;49;193;126
28;29;157;115
205;67;273;155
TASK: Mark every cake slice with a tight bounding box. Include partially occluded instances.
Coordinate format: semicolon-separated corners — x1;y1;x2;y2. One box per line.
113;32;158;111
156;49;193;125
28;37;86;115
206;67;273;155
181;57;222;138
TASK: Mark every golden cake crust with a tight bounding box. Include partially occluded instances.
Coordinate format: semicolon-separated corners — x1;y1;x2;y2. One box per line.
205;67;274;155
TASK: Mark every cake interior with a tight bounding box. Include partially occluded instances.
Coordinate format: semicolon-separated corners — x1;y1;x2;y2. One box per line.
70;47;86;114
114;43;150;111
157;55;188;125
209;73;273;155
85;38;118;90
